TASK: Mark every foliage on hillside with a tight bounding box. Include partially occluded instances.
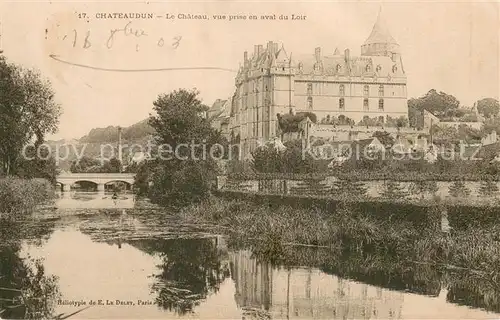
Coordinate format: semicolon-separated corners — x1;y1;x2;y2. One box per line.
69;156;122;173
79;118;155;143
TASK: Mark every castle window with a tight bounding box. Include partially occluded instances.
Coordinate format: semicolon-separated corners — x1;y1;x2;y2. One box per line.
282;67;285;71
307;83;313;96
363;85;369;97
379;99;384;110
363;98;369;111
339;98;345;111
378;85;384;97
392;65;398;73
339;84;345;97
307;96;313;109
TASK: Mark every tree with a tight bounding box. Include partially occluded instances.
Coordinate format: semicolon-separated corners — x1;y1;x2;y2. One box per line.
476;98;500;119
277;112;317;135
145;89;225;206
408;89;460;119
100;157;121;173
70;156;101;173
0;58;61;175
15;145;59;184
251;145;283;173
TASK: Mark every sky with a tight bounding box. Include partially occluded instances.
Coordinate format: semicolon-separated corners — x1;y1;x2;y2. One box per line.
1;0;498;140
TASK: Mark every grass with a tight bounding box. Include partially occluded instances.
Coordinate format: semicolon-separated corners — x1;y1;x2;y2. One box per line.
0;177;55;219
179;196;500;281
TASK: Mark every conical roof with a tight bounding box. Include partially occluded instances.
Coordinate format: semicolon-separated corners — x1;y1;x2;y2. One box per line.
364;8;398;45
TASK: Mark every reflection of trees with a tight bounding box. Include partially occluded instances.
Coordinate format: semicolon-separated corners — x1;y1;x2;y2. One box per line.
446;273;500;313
244;239;500;314
0;219;60;319
129;238;230;315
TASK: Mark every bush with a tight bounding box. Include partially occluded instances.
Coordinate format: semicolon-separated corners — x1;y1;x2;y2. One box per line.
148;160;216;208
0;177;54;217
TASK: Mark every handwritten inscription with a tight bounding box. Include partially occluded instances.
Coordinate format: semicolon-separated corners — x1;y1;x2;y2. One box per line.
56;21;181;52
106;21;147;49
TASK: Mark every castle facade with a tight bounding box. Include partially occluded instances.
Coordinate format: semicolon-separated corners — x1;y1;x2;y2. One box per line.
226;10;408;155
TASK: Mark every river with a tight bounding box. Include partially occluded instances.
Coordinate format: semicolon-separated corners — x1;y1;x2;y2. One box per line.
0;191;499;319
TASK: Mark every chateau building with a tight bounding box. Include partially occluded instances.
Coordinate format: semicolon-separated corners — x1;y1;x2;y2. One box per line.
228;10;408;156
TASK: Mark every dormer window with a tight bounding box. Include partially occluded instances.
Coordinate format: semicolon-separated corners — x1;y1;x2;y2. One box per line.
365;65;371;72
392;65;398;73
298;62;303;71
376;65;382;72
336;64;342;73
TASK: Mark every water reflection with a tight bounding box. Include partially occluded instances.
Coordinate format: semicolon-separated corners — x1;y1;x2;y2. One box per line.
229;249;500;319
55;191;135;209
129;238;230;315
2;206;499;319
0;220;60;319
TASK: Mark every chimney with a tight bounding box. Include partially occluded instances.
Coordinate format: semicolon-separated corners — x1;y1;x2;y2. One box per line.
267;41;275;56
344;49;350;61
254;45;259;56
315;47;321;61
117;126;123;172
391;52;399;62
244;51;248;62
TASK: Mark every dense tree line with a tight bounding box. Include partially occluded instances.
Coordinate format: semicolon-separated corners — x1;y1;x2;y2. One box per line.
0;56;61;182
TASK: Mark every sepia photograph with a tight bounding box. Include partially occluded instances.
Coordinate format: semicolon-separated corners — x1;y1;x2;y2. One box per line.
0;0;499;319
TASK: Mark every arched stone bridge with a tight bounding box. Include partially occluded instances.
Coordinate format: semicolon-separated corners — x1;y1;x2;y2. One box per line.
56;173;136;191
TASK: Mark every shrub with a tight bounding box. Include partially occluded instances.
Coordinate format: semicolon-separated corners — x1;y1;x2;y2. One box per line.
0;177;54;218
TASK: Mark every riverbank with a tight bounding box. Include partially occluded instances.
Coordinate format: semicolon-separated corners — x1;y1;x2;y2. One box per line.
218;175;500;207
0;177;55;219
178;196;500;282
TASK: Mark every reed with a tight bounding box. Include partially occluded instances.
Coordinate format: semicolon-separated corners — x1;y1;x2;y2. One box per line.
180;197;500;278
0;177;55;218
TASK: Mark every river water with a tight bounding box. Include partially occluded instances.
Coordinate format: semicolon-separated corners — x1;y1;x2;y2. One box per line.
1;191;499;319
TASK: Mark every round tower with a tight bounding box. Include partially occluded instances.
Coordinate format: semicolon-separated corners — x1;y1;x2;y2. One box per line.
361;8;400;57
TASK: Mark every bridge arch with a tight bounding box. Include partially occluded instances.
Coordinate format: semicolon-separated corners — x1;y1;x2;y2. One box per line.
104;180;133;191
56;173;136;192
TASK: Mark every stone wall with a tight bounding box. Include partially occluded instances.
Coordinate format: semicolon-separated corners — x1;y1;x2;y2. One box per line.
217;176;499;204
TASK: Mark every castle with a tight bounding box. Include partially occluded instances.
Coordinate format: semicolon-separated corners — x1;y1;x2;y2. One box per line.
210;10;409;156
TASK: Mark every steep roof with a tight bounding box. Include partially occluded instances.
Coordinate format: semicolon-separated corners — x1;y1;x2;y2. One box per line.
364;8;398;45
294;53;400;77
